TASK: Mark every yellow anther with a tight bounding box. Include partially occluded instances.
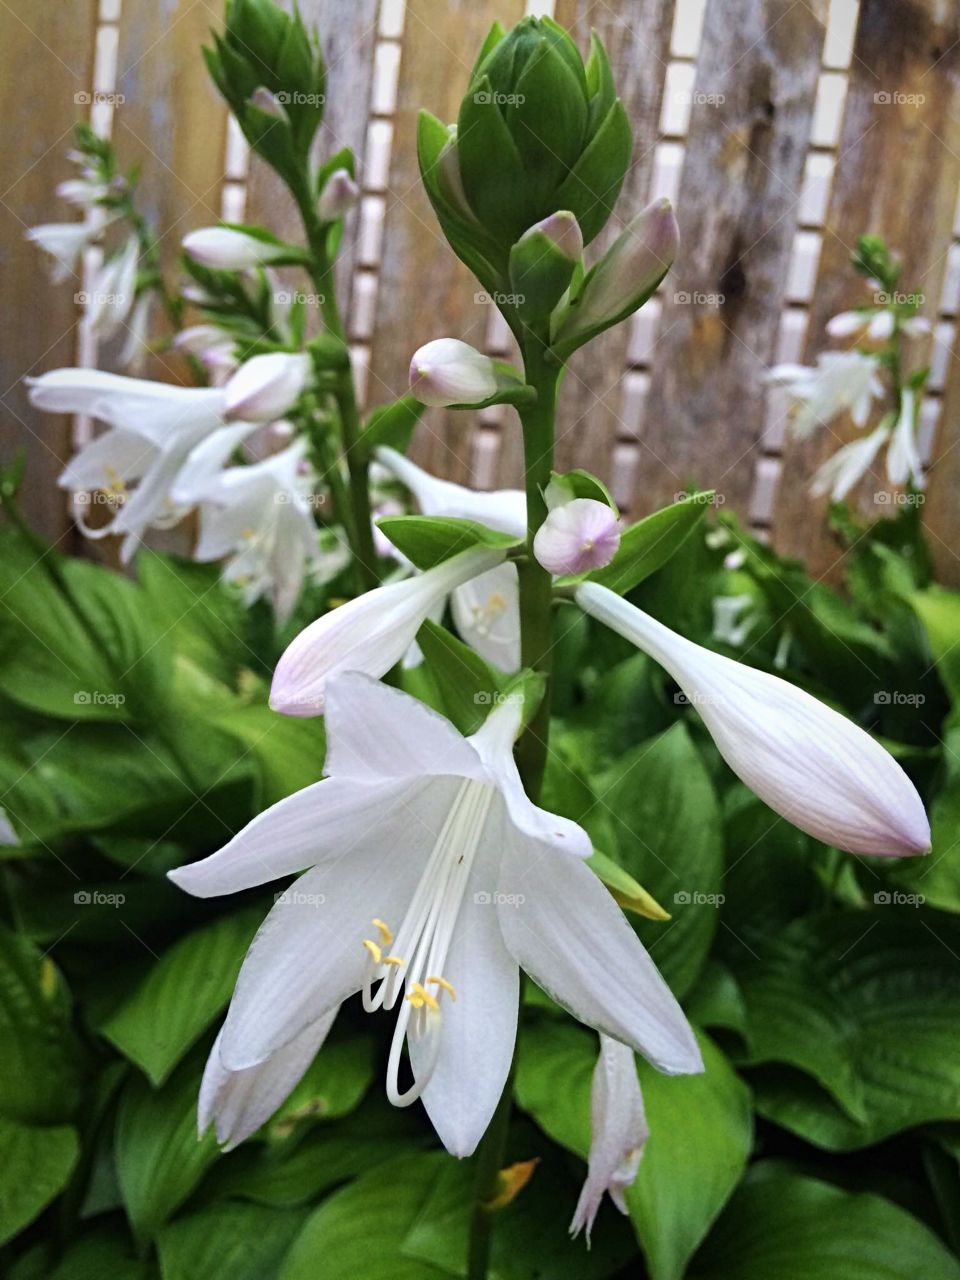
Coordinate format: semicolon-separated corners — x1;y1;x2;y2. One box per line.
371;918;394;946
406;982;439;1012
383;954;405;967
487;592;507;612
362;938;382;964
427;976;457;1001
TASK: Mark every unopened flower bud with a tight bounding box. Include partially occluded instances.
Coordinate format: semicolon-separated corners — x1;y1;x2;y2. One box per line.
409;338;497;408
317;168;360;221
534;498;621;575
522;211;583;262
249;86;285;118
224;352;311;423
182;227;288;270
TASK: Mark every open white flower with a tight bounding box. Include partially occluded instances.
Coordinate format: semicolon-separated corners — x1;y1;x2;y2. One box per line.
375;446;525;669
85;234;140;340
769;351;884;439
270;545;509;714
886;387;924;490
576;582;930;858
826;308;930;343
810;422;890;501
189;439;320;624
25;209;114;283
170;674;701;1156
570;1034;649;1242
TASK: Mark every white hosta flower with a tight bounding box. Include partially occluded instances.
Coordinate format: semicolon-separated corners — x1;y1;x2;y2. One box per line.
170;674;702;1156
711;594;756;647
189;439;320;625
409;339;498;408
886;388;924;490
533;498;621;575
182;227;289;270
56;177;110;208
374;446;525;669
810;422;890;501
174;325;239;384
270;545;510;714
26;368;244;562
223;352;311;423
575;583;930;858
769;351;884;438
25;214;111;284
118;292;153;373
570;1035;649;1242
85;234;139;340
826;308;930;343
317;168;360;220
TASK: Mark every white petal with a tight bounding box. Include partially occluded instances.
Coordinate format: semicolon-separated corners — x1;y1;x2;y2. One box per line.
168;775;415;898
322;672;484;784
570;1035;649;1241
374;447;526;536
200;1009;338;1150
224;353;311;423
172;422;260;505
220;777;460;1068
451;562;521;672
58;427;155;492
496;840;702;1074
810;427;888;501
270;546;507;714
577;584;931;857
412;829;519;1156
408;339;498;407
825;310;867;338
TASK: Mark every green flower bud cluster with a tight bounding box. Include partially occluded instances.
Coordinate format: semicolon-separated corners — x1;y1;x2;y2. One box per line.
205;0;326;187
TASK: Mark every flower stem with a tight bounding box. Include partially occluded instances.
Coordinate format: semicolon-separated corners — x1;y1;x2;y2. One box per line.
297;193;379;589
466;340;560;1280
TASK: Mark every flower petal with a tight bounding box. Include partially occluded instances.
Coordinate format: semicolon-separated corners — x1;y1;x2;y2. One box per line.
219;777;460;1068
450;562;521;672
496;839;702;1074
322;673;484;784
168;775;415;898
200;1009;338;1150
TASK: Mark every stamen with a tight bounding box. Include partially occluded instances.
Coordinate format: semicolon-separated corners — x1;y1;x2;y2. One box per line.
372;918;394;945
427;976;457;1001
383;955;404;966
406;982;439;1011
362;939;382;964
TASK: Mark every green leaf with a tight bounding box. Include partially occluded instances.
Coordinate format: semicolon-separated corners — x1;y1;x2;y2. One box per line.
596;721;723;998
214;704;325;808
156;1201;306;1280
100;911;261;1086
911;587;960;703
577;495;712;595
515;1020;751;1280
360;396;426;456
0;924;82;1124
726;910;960;1148
23;1226;154;1280
548;468;617;512
0;1118;78;1244
279;1152;449;1279
690;1163;960;1280
268;1034;375;1137
376;515;520;572
416;619;505;734
115;1052;221;1242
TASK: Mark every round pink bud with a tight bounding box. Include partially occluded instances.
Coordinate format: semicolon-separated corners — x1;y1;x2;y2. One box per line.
533;498;621;575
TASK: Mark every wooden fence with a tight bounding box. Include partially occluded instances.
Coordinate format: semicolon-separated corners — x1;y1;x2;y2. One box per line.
2;0;959;582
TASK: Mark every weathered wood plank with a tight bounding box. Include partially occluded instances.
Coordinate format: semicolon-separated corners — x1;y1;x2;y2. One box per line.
772;0;960;576
368;0;527;484
112;0;229;374
641;0;828;521
546;0;675;492
922;313;960;585
242;0;380;321
0;0;97;544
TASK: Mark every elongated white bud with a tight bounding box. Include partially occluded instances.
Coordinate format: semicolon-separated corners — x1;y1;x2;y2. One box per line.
576;582;931;858
409;338;498;408
182;227;288;270
270;545;508;714
534;498;620;575
317;168;360;220
224;352;311;423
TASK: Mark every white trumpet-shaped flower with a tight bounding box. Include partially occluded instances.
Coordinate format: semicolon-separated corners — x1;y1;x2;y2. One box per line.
270;545;510;714
886;387;924;490
810;422;890;501
570;1035;649;1242
85;234;140;340
375;446;525;670
576;583;930;858
223;352;311;423
170;674;702;1156
768;351;884;439
25;209;115;283
187;439;321;624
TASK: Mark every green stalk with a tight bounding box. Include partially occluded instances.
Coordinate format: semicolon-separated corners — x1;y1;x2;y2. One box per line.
466;339;560;1280
296;192;379;588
